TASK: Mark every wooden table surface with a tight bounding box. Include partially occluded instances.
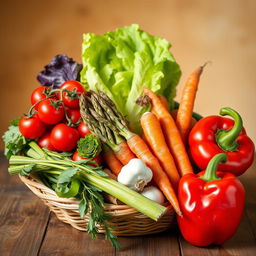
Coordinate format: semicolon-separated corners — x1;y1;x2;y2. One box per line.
0;152;256;256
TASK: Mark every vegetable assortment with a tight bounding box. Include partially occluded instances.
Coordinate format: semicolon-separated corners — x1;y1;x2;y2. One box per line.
2;24;255;249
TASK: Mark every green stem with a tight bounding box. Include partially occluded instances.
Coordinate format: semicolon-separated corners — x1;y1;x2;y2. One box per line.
200;153;227;182
216;107;243;151
81;173;166;221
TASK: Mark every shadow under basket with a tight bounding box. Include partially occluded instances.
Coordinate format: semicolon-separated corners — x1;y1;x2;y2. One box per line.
19;175;176;236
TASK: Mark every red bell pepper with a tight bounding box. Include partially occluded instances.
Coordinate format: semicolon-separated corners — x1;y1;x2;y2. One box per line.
189;107;254;176
178;153;245;246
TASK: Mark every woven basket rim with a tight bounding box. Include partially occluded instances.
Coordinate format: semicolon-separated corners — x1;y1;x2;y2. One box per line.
19;174;173;214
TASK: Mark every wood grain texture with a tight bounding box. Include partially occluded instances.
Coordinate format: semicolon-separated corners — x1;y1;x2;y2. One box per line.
116;229;181;256
0;191;50;256
39;213;115;256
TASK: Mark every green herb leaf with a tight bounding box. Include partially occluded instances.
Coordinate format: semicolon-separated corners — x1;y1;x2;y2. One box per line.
10;118;21;126
20;164;36;176
2;125;30;159
77;134;102;159
57;167;79;184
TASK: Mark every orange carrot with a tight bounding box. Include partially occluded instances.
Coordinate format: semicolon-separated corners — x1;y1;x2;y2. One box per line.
103;145;123;175
176;65;205;143
141;112;180;191
171;109;197;130
123;132;182;216
114;141;136;165
158;95;169;110
143;88;193;176
152;95;168;116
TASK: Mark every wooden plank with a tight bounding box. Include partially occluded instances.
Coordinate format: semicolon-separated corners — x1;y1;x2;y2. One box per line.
116;228;181;256
240;161;256;240
39;213;115;256
0;191;50;256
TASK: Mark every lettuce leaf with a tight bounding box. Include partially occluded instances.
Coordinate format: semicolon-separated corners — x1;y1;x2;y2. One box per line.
80;24;181;133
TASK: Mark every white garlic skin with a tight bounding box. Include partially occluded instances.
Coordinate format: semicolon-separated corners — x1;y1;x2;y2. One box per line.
141;186;165;204
117;158;153;191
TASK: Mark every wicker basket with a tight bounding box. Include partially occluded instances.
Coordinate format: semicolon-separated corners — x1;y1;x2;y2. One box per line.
19;175;175;236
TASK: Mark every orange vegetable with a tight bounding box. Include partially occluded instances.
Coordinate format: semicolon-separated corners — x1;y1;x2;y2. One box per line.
114;141;136;165
103;145;123;175
125;132;182;216
143;88;193;176
171;109;197;129
141;112;180;191
176;65;205;143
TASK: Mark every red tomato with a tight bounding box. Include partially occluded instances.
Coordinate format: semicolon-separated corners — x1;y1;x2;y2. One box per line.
37;99;65;125
59;81;85;109
31;86;53;110
19;114;46;139
38;133;56;151
66;108;81;124
78;121;91;137
72;151;102;166
50;124;80;152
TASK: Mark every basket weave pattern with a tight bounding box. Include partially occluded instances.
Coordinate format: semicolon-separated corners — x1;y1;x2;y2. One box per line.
19;175;175;236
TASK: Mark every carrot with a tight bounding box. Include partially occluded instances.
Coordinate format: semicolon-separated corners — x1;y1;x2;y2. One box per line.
171;109;197;129
152;95;168;116
176;65;205;143
143;88;193;176
114;140;136;165
141;112;180;191
158;95;169;110
123;132;182;216
103;145;123;175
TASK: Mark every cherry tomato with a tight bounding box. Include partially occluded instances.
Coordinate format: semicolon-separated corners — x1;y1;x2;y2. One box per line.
31;86;53;110
19;114;46;139
66;108;81;124
50;124;80;151
72;151;102;167
78;121;91;137
59;81;85;109
38;133;56;151
37;99;65;125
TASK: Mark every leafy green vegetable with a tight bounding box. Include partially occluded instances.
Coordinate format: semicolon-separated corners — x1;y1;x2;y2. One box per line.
2;123;30;159
77;134;102;159
80;24;181;133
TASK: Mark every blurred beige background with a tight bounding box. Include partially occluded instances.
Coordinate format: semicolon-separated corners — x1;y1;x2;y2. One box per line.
1;0;255;149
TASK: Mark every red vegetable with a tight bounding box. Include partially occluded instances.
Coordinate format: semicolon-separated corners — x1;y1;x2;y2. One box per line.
66;108;81;124
19;114;46;139
59;81;85;109
37;99;65;125
78;121;91;137
178;153;245;246
30;86;52;110
72;150;102;167
50;123;80;152
189;107;255;176
38;133;56;151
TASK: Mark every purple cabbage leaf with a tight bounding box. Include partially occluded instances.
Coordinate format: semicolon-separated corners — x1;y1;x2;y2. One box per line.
37;54;82;88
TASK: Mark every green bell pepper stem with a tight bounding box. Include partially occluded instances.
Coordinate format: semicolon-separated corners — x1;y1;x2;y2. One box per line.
216;107;243;151
200;153;227;182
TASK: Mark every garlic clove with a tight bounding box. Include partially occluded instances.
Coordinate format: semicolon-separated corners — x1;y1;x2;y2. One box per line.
117;158;153;191
141;186;165;204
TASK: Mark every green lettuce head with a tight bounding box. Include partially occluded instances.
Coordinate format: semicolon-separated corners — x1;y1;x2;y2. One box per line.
80;24;181;133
